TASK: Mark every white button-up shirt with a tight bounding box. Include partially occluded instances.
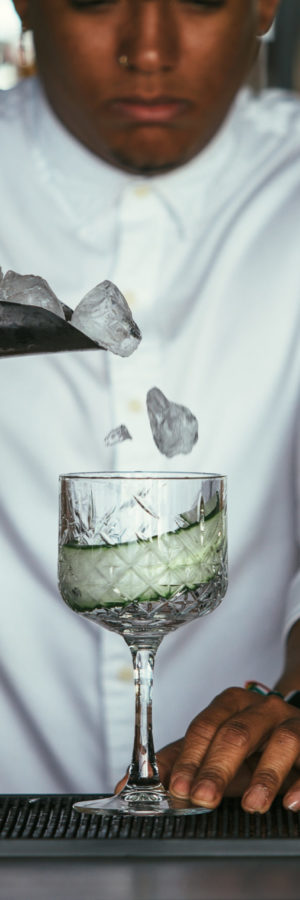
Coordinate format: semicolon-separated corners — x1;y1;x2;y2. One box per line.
0;79;299;792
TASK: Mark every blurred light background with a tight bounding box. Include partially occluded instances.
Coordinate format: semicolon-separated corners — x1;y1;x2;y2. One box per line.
0;0;34;88
0;0;300;92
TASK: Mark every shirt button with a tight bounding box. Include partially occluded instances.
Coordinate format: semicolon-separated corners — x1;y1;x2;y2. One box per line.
117;665;133;682
128;398;143;413
134;185;150;198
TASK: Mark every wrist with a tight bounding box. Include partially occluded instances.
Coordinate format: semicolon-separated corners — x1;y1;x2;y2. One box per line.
274;671;300;697
283;690;300;709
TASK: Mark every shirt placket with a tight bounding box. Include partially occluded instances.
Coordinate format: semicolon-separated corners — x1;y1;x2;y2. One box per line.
110;183;167;467
100;183;167;787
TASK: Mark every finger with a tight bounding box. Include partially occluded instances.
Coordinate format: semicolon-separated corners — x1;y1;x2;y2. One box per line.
283;775;300;812
114;773;128;793
114;739;184;794
223;752;295;798
156;739;183;786
170;687;252;799
223;757;299;799
223;758;257;796
242;717;300;813
189;694;287;808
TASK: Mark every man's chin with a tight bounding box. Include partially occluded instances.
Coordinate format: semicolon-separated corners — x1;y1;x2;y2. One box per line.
103;142;195;177
117;159;183;176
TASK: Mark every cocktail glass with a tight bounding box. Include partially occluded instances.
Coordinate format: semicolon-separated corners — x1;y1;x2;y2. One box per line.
58;472;227;816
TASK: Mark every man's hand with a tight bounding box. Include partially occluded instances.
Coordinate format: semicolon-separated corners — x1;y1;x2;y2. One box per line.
157;687;300;813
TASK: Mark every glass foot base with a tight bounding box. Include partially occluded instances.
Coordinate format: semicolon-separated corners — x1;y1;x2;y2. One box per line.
73;789;212;817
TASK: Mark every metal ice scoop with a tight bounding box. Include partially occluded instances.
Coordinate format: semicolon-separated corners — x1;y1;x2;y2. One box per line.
0;300;101;357
0;271;141;358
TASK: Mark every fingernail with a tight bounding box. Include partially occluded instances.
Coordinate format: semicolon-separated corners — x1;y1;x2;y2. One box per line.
243;785;270;813
191;780;218;805
284;791;300;811
170;776;191;798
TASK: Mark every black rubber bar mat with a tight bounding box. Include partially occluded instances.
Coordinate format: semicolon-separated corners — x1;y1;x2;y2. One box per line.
1;796;300;857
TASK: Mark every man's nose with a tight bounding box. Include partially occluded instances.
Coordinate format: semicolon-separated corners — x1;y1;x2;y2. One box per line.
118;0;179;73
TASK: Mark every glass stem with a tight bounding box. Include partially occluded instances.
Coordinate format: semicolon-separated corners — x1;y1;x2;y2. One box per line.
126;645;161;788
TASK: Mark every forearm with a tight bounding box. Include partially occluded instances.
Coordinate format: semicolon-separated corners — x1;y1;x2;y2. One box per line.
274;619;300;695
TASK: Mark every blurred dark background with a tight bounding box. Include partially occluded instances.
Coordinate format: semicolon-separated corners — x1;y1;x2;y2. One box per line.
269;0;300;91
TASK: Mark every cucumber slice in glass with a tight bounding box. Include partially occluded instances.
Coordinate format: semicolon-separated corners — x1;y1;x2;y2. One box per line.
59;508;225;610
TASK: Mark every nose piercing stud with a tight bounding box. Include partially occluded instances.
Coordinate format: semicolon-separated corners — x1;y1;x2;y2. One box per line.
118;55;129;67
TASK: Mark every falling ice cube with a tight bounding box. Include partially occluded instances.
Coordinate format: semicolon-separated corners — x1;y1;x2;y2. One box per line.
1;270;65;319
104;424;132;447
146;387;198;458
71;280;142;357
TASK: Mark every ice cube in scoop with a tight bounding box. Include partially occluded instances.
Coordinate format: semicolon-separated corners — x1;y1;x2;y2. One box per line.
1;270;65;319
71;280;141;357
146;387;198;458
104;424;132;447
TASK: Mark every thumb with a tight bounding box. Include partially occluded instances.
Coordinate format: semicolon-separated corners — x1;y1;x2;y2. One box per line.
114;772;128;794
156;738;184;786
114;738;184;793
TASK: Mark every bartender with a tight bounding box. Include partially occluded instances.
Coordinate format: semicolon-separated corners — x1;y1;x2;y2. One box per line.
0;0;299;816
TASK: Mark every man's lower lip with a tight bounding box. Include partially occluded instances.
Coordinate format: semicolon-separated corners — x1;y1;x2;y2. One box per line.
111;101;187;122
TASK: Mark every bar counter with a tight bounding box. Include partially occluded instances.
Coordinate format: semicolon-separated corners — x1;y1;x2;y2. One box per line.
1;795;300;900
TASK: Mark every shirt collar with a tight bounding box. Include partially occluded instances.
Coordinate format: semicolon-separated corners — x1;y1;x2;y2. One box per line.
32;77;248;235
150;90;249;234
